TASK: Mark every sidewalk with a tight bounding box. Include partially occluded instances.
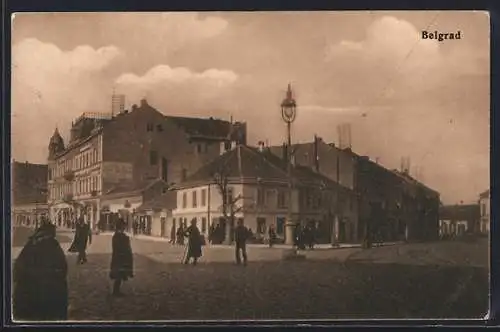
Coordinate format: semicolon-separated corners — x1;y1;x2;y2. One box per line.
97;232;403;250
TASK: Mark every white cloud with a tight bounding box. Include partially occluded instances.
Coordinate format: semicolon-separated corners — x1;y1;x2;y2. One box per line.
326;16;439;70
12;38;121;163
114;64;240;116
300;105;392;114
116;65;238;86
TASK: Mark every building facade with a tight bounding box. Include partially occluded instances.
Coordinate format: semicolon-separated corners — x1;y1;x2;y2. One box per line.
172;144;356;245
439;204;480;238
269;135;359;242
47;98;246;230
479;189;490;234
353;154;440;243
12;161;49;227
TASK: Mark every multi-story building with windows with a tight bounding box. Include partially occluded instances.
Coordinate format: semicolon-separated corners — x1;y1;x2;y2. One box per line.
172;144;355;244
47;98;246;230
12;161;48;227
479;189;490;234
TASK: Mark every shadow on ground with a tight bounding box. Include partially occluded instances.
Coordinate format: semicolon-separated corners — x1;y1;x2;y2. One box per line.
64;253;488;321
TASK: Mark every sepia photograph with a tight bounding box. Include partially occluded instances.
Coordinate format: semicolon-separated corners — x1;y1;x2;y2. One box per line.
10;11;490;322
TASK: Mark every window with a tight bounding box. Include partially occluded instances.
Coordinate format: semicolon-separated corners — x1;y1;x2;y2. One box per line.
150;150;158;165
202;217;207;233
161;157;168;182
182;192;187;209
197;144;202;153
181;168;187;181
257;217;266;234
201;189;207;207
481;203;486;217
257;188;265;206
277;190;287;208
147;123;154;131
157;124;163;132
48;168;52;181
192;191;198;208
224;141;231;151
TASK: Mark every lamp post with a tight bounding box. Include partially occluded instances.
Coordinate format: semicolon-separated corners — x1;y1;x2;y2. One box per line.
281;83;297;246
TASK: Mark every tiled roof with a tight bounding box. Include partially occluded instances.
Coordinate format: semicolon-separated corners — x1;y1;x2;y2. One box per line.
182;145;288;185
175;145;353;192
12;161;48;205
103;178;166;197
440;204;480;221
136;191;177;212
165;116;244;140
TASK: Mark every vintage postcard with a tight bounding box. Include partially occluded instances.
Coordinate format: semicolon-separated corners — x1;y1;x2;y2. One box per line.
10;11;490;322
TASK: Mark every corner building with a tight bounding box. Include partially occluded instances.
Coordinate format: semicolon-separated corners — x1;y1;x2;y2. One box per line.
47;99;246;230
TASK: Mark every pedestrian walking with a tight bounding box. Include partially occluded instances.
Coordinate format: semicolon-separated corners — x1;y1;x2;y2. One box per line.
234;219;250;266
183;219;202;265
268;224;277;248
13;222;68;321
176;224;185;245
109;219;134;297
68;216;92;265
169;224;176;244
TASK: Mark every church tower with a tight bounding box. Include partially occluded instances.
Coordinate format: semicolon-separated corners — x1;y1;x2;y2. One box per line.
48;127;65;161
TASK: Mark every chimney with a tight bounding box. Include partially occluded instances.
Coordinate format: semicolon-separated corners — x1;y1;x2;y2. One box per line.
140;99;148;108
313;135;320;172
131;104;138;112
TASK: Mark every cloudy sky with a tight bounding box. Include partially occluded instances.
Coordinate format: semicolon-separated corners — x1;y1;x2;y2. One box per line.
11;11;489;204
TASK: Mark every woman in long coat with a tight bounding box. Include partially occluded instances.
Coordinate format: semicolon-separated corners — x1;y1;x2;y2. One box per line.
68;216;92;264
183;219;203;265
109;219;134;296
13;222;68;321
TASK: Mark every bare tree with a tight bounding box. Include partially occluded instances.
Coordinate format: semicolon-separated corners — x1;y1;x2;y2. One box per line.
211;159;244;244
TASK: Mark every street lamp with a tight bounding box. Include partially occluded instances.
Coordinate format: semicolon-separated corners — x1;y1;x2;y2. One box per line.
281;83;297;246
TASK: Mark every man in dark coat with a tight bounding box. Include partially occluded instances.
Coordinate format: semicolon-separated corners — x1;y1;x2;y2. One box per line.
109;219;134;297
183;219;202;265
234;219;250;266
68;217;92;265
268;224;277;248
13;222;68;321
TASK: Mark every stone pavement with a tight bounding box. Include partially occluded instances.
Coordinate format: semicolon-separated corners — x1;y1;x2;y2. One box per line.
10;227;489;320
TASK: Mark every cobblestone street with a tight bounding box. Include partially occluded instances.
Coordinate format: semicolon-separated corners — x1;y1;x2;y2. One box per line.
11;227;489;321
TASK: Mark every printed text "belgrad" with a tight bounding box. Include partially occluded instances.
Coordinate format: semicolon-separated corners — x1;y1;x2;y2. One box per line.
422;31;462;42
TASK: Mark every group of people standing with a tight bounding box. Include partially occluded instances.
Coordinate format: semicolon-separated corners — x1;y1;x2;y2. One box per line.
171;218;252;266
293;223;318;250
13;216;134;321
